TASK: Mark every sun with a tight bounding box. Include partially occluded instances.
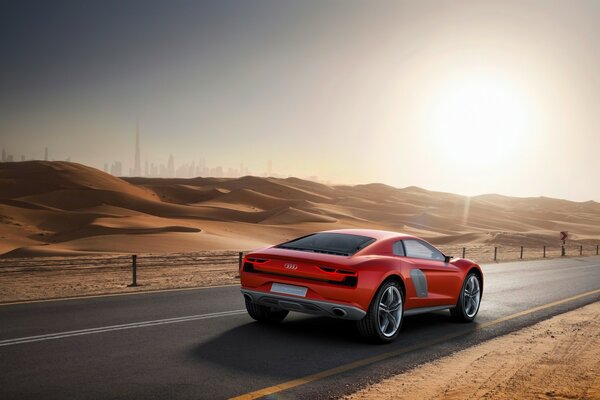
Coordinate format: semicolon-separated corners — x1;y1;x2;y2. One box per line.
429;75;532;166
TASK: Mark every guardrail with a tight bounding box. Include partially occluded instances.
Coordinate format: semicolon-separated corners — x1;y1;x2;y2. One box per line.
436;244;600;263
0;251;242;303
0;245;598;303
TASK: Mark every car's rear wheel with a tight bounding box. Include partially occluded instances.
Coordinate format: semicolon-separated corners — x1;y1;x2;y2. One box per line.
356;280;404;343
450;272;481;322
245;299;289;323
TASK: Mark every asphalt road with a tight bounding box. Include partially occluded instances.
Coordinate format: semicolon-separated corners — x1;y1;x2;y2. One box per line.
1;256;599;400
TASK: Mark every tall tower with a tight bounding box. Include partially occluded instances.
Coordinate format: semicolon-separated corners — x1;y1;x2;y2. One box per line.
44;147;48;161
133;119;141;176
168;154;174;178
1;148;5;162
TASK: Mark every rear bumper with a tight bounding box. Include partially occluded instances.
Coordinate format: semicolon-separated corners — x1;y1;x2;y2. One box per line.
241;289;367;320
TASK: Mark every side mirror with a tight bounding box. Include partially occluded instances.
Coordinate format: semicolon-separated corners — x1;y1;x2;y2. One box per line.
444;255;452;263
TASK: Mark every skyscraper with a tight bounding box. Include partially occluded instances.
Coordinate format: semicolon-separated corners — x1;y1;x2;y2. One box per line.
110;161;122;176
168;154;174;177
1;148;5;162
44;147;48;161
133;119;141;176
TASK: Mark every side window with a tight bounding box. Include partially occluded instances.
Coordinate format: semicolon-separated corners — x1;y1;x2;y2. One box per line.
392;241;405;256
403;239;445;261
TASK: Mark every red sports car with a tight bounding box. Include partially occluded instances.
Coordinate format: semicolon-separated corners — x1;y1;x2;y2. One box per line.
240;229;483;343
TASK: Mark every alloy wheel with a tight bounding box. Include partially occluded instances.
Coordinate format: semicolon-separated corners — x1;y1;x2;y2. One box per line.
377;285;403;337
463;275;481;318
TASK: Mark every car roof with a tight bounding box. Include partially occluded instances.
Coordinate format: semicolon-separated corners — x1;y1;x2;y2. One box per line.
318;228;416;241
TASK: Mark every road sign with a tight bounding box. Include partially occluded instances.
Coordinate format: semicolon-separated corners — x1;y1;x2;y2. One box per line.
560;231;568;241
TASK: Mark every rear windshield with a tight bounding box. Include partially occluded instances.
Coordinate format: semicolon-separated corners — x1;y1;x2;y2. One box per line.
276;233;376;256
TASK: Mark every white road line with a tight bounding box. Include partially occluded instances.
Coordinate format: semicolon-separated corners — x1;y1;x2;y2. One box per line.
0;309;246;347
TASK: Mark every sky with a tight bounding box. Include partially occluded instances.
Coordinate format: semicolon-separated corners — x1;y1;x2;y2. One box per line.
1;0;599;201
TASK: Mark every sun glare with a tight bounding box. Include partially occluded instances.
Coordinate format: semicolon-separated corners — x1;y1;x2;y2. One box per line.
430;75;532;166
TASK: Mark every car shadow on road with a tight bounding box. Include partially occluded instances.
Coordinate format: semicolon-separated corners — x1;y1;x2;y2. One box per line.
189;311;476;378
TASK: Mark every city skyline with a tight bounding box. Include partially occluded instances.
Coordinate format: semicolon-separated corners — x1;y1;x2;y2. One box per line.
3;117;276;179
1;143;283;181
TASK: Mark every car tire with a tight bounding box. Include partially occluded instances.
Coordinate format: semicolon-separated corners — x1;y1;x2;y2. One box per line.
450;272;482;322
356;280;404;343
245;299;289;323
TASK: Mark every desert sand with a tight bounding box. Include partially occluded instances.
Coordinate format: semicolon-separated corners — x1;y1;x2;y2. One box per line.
1;161;599;258
345;301;600;400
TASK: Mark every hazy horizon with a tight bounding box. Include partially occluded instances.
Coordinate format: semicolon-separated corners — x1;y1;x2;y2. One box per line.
2;1;600;201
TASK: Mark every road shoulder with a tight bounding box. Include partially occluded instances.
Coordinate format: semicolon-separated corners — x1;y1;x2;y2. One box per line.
345;301;600;400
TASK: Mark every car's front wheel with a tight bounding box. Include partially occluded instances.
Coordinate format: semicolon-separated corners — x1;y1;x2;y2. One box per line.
450;272;482;322
245;299;289;323
356;280;404;343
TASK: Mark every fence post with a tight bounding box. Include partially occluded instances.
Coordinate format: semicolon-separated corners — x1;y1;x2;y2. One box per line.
462;247;466;258
580;245;583;256
494;246;497;261
127;255;138;287
238;251;243;270
520;246;523;259
597;244;599;255
543;246;546;258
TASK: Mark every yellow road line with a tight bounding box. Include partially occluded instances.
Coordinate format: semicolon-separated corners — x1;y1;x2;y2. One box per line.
0;283;240;306
230;287;600;400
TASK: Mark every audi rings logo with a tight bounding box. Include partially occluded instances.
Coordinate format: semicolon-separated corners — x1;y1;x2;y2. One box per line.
284;263;298;270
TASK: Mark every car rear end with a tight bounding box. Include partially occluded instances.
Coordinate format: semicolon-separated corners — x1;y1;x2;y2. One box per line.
240;232;377;320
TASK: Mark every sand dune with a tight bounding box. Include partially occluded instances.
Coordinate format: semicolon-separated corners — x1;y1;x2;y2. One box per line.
203;188;299;211
259;206;338;225
0;161;155;200
0;161;599;257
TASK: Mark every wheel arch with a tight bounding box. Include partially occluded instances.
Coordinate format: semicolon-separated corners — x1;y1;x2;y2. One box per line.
380;273;406;301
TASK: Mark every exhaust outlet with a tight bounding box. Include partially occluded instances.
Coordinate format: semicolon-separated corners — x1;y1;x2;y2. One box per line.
332;307;347;318
243;294;253;303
